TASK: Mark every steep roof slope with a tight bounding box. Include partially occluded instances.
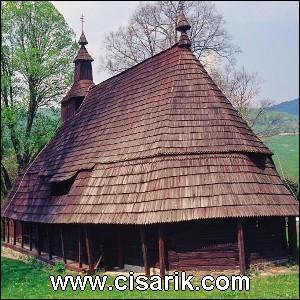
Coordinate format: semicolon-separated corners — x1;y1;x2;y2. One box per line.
28;45;270;178
2;43;298;224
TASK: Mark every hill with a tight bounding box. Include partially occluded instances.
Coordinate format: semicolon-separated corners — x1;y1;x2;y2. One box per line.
251;109;299;137
270;98;299;116
263;134;299;182
248;98;299;137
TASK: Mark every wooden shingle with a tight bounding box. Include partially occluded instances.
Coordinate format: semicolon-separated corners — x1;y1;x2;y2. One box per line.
2;40;298;224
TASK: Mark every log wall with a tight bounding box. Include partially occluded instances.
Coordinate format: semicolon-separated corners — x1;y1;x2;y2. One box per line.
243;217;288;266
4;217;289;271
123;226;143;267
165;219;239;271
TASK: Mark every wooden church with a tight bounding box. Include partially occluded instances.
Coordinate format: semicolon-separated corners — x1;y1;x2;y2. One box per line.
2;12;299;275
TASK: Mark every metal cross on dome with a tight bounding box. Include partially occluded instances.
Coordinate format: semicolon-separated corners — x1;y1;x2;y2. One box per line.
80;13;85;32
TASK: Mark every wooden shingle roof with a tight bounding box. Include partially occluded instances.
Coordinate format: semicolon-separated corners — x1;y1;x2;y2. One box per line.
2;41;298;224
73;45;93;62
61;80;94;103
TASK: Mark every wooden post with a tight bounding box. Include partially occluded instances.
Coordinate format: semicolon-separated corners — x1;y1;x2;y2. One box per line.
6;219;10;243
47;225;52;260
37;224;41;256
60;226;67;264
158;226;165;277
117;231;124;269
13;220;17;245
29;223;33;251
21;222;24;248
140;227;150;276
288;217;298;262
78;227;82;268
2;218;5;242
85;226;94;274
237;219;246;275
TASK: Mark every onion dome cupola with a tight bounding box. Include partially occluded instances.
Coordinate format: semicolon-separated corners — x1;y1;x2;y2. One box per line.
176;9;192;49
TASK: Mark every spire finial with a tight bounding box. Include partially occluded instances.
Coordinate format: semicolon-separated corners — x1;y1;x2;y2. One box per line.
78;14;88;46
176;3;192;49
80;13;85;33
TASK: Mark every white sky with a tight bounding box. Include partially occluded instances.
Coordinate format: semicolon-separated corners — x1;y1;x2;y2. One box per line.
52;1;299;104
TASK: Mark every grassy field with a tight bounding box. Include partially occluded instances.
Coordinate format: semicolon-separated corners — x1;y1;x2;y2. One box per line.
263;134;299;182
1;256;299;299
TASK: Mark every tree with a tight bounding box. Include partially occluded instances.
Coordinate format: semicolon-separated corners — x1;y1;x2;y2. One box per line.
283;178;299;202
210;65;283;137
101;1;282;137
1;1;78;195
211;65;262;121
101;1;240;73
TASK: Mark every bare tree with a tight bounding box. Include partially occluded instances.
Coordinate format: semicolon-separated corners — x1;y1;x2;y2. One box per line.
211;65;282;136
249;99;285;137
101;1;282;137
211;65;261;120
101;1;240;73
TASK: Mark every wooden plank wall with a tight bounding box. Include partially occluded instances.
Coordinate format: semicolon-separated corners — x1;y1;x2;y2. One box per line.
21;222;31;247
12;217;289;271
64;225;81;262
146;227;159;269
50;224;64;258
7;220;22;243
165;219;239;271
244;217;288;266
123;226;143;267
97;225;118;269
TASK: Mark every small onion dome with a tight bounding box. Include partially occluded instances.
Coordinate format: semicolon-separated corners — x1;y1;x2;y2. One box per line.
176;12;192;49
74;31;93;62
78;32;88;46
176;12;191;32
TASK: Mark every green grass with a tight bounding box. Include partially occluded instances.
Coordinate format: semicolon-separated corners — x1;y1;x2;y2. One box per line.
1;256;299;299
263;135;299;182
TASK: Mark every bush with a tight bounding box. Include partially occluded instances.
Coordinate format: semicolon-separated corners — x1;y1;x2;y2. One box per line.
53;261;65;273
26;256;43;269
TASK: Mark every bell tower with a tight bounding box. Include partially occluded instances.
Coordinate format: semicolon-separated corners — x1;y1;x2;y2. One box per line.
61;14;94;124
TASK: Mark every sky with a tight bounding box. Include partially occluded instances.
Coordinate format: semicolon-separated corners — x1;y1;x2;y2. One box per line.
52;1;299;104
